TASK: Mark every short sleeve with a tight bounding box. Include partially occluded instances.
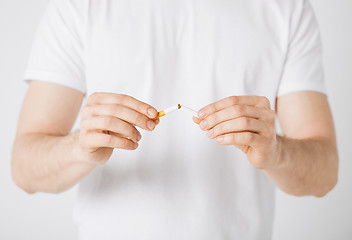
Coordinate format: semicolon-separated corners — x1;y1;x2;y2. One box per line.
23;0;86;94
277;0;326;97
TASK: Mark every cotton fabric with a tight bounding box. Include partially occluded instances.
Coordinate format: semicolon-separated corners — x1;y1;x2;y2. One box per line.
24;0;326;239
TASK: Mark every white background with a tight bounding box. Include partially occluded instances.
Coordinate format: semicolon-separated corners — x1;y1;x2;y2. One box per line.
0;0;351;239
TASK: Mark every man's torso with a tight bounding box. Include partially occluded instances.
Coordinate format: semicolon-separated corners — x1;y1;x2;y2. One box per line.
72;0;299;239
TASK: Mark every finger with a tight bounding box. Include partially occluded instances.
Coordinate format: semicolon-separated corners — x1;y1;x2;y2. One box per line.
155;118;160;125
82;104;157;131
207;117;267;139
215;132;263;148
87;93;158;119
101;130;125;139
80;132;138;151
81;116;142;143
199;105;266;130
198;96;271;119
193;116;202;125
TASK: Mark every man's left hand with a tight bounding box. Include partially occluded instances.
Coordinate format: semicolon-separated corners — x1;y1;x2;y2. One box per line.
194;96;281;169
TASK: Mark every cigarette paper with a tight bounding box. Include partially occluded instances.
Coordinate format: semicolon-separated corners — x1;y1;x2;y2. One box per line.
180;105;199;118
153;104;199;119
153;104;181;119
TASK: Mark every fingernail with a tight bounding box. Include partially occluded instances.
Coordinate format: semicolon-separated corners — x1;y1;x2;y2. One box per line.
133;142;139;149
198;111;206;119
217;136;224;142
200;121;208;129
147;120;155;130
207;129;214;137
137;134;142;142
148;108;157;118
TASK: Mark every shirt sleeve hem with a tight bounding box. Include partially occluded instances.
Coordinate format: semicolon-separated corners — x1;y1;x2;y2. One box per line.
277;81;327;98
23;70;87;94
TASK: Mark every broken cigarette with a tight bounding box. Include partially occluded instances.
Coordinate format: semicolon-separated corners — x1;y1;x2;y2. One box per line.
180;104;198;117
153;104;198;119
153;104;181;119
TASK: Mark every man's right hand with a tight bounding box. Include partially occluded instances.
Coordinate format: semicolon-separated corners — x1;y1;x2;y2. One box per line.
78;93;159;165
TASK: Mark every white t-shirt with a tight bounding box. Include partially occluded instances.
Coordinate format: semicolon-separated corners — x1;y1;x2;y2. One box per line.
24;0;326;239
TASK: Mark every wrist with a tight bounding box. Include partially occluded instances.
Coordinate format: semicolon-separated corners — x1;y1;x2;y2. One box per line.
71;131;98;166
74;130;112;166
267;135;285;170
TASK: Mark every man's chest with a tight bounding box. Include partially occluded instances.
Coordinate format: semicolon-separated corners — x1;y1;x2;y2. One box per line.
83;0;287;102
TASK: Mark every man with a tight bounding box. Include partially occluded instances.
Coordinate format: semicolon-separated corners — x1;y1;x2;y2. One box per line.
12;0;338;239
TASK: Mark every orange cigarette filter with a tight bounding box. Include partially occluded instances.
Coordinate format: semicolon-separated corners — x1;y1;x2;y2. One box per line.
153;104;181;120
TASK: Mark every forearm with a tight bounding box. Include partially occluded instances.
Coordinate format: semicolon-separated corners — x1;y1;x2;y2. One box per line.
265;135;338;197
11;131;96;194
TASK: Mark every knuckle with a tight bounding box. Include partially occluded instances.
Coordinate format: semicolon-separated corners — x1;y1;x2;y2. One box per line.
122;138;131;149
116;94;130;104
206;115;215;128
231;134;237;142
211;127;218;137
134;130;141;140
227;134;235;143
89;92;101;103
241;117;251;127
127;126;136;137
108;104;119;115
212;126;219;136
135;113;145;126
103;117;113;128
233;105;244;115
216;124;224;134
209;114;217;125
230;96;239;105
115;94;125;104
246;133;255;143
103;135;113;146
114;104;125;116
134;101;147;114
211;104;217;113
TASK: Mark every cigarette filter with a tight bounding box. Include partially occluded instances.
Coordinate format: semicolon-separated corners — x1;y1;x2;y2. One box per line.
153;104;181;119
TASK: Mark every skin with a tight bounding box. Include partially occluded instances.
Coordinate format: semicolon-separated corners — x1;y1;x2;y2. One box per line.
12;81;338;196
12;81;160;193
193;93;338;197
